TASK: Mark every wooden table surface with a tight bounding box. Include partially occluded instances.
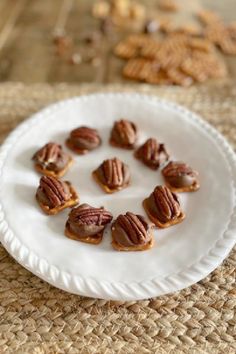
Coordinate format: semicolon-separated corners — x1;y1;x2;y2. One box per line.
0;0;235;84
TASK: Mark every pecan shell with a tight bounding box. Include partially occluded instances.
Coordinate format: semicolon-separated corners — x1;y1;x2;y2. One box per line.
135;138;169;170
110;119;137;148
38;176;71;208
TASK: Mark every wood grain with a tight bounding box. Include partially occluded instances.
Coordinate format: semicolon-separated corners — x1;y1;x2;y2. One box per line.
0;0;234;83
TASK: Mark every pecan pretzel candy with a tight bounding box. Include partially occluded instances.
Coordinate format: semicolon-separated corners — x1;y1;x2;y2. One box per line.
111;212;154;251
92;157;130;193
162;161;200;192
66;126;101;154
143;185;185;228
134;138;169;170
36;175;78;215
33;142;73;178
110;119;138;149
65;203;113;244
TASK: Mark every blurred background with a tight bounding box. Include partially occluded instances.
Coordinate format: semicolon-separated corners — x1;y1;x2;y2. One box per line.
0;0;235;85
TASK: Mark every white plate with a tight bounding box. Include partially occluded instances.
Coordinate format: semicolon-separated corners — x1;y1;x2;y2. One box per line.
0;93;236;301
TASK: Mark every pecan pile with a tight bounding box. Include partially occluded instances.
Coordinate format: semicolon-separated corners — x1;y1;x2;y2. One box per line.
92;0;146;27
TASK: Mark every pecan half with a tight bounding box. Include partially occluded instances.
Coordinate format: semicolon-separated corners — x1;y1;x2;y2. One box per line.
112;212;153;248
66;203;113;239
69;203;113;226
110;119;137;149
67;126;101;152
93;157;130;191
37;175;71;208
153;186;181;222
135;138;169;170
33;142;70;172
162;161;199;190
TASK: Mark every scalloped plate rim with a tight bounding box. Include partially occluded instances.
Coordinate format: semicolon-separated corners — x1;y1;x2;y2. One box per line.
0;92;235;300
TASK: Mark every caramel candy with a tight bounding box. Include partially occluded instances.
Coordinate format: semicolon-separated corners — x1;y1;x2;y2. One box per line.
66;126;101;154
143;185;185;228
65;203;113;244
92;157;130;193
111;212;154;251
32;142;73;178
36;176;78;215
162;161;200;192
110;119;138;149
134;138;169;170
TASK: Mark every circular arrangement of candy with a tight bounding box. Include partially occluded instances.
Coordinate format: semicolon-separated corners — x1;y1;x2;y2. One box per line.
33;119;200;252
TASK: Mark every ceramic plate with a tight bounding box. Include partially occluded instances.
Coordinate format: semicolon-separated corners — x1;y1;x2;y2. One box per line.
0;93;235;300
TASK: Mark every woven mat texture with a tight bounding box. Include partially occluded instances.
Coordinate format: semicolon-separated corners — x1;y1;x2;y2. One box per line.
0;82;235;354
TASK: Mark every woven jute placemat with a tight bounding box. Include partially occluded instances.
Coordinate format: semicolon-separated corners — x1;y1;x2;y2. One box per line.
0;82;235;354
